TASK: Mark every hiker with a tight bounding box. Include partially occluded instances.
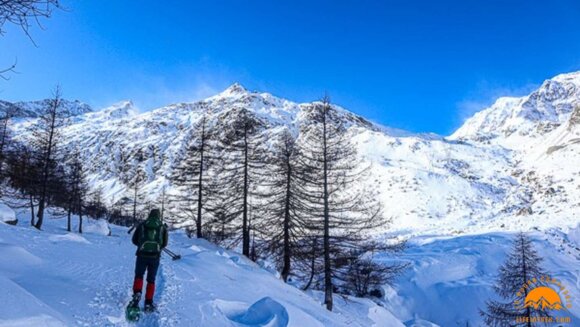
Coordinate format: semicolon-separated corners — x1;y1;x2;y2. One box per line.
129;208;168;312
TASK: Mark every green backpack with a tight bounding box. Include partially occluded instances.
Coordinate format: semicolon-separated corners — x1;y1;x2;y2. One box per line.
138;217;164;254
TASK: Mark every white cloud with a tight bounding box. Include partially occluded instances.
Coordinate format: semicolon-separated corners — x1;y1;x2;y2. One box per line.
453;80;539;131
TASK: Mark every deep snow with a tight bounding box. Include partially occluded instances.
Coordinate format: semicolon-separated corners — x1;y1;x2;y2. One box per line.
0;207;401;327
1;204;578;326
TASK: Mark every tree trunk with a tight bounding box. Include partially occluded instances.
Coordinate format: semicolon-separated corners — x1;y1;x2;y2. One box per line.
521;235;531;327
132;185;137;225
29;195;35;226
322;107;333;311
196;123;205;238
281;160;292;282
242;125;250;257
302;237;317;291
35;109;57;230
78;199;83;234
0;116;8;176
67;203;71;232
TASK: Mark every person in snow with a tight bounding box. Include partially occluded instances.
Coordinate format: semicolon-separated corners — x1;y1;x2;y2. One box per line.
130;208;168;312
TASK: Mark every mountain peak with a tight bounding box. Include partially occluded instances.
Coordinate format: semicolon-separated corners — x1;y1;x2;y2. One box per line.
221;83;249;96
451;70;580;143
102;100;136;116
551;70;580;84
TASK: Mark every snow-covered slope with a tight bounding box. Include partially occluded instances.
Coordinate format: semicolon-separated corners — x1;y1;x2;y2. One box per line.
5;72;580;236
0;98;93;119
0;209;402;327
451;71;580;148
450;71;580;236
1;205;578;326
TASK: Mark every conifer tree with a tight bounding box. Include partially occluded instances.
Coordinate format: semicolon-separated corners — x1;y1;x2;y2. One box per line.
0;105;17;180
122;149;146;225
3;143;40;225
299;95;386;311
480;232;552;327
30;86;69;230
66;151;88;233
169;114;216;238
253;128;313;282
214;108;268;257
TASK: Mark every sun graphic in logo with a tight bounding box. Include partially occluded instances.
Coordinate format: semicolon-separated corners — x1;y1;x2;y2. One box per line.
524;286;566;310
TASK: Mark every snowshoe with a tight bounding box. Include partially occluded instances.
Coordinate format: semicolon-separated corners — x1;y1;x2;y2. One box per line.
144;302;157;313
125;293;141;322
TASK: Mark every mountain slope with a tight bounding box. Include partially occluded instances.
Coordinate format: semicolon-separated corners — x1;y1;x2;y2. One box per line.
450;71;580;235
451;71;580;148
4;73;580;236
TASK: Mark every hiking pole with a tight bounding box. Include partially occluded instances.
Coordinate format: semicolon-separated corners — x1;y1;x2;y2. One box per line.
163;248;182;261
127;224;137;234
164;248;182;260
127;218;144;234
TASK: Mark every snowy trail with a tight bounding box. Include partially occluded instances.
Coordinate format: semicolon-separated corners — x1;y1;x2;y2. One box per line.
0;214;398;326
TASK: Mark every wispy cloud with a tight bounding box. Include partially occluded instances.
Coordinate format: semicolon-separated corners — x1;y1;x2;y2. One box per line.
453;80;539;130
87;58;246;112
130;79;221;112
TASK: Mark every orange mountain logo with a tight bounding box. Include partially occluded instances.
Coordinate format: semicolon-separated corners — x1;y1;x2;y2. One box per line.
513;275;574;324
523;286;565;310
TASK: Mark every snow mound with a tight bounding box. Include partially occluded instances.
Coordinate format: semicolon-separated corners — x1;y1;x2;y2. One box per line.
0;243;41;277
83;219;111;236
404;318;440;327
48;233;91;244
0;276;67;326
217;297;289;327
382;232;580;326
568;224;580;247
0;314;66;327
0;202;16;223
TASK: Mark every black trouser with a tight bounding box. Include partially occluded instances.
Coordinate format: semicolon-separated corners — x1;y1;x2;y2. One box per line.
134;256;160;283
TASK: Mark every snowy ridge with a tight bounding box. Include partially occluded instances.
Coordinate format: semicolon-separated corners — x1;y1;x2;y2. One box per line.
451;71;580;147
450;71;580;237
0;99;93;119
5;72;580;236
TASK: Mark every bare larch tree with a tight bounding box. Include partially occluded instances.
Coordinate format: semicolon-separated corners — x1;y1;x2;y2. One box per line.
214;108;267;257
169;113;216;238
31;86;68;229
298;95;386;311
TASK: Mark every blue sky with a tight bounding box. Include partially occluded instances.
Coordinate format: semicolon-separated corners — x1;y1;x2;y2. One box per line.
1;0;580;135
